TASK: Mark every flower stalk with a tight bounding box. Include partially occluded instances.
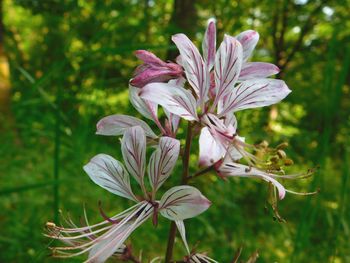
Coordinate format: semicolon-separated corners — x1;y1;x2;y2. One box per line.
165;121;193;263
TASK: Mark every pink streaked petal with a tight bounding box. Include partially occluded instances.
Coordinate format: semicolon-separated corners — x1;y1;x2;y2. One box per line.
134;50;166;65
217;162;286;199
148;136;180;192
213;35;243;106
159;185;211;220
218;79;292;117
172;33;210;106
164;108;181;134
83;154;138;201
121;126;146;187
199;127;226;167
129;85;158;121
239;62;280;81
235;30;259;62
202;18;217;71
130;68;180;88
96;114;157;139
140;82;198;121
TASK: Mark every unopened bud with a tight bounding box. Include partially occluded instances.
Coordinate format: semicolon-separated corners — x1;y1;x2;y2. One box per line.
277;142;289;150
260;140;269;148
270;156;279;163
277;150;287;159
46;222;56;228
284;159;294;166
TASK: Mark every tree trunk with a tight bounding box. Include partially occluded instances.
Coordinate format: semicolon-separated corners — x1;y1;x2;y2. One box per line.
167;0;197;60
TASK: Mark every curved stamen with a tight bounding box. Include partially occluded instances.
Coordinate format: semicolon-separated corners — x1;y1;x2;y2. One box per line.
98;201;121;224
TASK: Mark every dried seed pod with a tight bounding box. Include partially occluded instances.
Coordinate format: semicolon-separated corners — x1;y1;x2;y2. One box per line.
284;158;294;166
277;150;287;159
277;142;289;150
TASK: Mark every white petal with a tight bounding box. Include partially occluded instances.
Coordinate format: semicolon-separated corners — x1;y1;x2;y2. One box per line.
202;18;216;71
164;108;181;133
226;136;245;161
217;162;286;199
235;30;259;61
172;33;210;106
83;154;137;201
96;114;157;138
199;127;226;167
129;85;158;121
160;186;211;220
218;79;291;117
148;136;180;192
224;113;237;130
239;62;280;81
214;35;243;104
140;82;198;121
121;126;146;186
175;220;190;254
86;202;153;263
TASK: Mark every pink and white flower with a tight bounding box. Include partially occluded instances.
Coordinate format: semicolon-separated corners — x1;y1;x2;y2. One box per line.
138;19;290;167
46;127;211;262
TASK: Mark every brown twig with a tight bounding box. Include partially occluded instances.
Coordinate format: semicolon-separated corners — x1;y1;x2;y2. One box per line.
164;122;193;263
187;165;215;181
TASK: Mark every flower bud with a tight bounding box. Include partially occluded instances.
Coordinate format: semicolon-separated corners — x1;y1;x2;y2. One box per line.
277;150;287;159
130;50;183;88
277;142;289;150
284;158;294;166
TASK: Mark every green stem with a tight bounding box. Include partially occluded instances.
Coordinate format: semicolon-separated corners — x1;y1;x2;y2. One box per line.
165;122;193;263
53;84;61;223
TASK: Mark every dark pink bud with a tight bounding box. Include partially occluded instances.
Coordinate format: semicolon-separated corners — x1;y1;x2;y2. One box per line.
131;50;183;88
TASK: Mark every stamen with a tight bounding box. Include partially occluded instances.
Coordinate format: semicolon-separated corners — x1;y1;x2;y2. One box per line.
285;188;320;196
98;201;121;224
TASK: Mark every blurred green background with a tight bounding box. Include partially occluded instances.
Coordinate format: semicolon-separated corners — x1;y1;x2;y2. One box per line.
0;0;349;262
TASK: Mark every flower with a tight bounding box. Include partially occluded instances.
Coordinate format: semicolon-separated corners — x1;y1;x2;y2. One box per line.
216;160;286;199
46;127;211;262
139;19;291;167
130;50;183;88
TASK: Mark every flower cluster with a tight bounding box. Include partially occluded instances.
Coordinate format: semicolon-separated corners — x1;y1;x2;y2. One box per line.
46;18;311;262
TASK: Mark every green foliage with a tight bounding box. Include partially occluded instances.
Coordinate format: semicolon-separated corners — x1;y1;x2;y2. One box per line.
0;0;349;262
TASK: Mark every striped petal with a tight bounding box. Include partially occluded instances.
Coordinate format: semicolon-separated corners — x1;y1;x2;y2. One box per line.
172;33;210;106
159;186;211;220
239;62;280;81
148;136;180;192
140;82;198;121
213;35;243;105
218;79;291;117
202;18;216;71
96;114;157;139
175;220;190;254
129;85;158;121
83;154;137;201
122;126;146;186
86;202;153;263
198;127;226;167
217;162;286;199
235;30;259;62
